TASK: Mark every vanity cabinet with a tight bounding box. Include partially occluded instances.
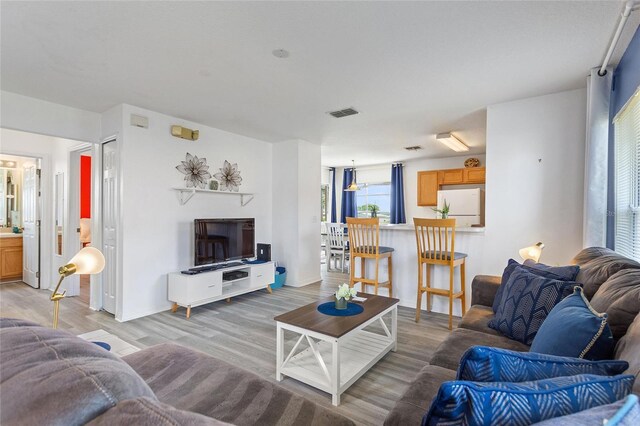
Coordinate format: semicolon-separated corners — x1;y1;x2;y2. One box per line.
0;237;23;280
417;167;486;206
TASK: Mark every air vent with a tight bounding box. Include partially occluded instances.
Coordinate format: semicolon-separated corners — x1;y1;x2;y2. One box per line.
328;107;359;118
404;145;423;151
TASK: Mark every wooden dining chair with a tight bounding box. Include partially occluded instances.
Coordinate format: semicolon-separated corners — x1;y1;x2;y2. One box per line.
326;222;349;272
346;217;393;297
413;218;467;329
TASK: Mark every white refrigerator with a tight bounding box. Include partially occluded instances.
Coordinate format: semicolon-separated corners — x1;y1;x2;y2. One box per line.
436;188;484;227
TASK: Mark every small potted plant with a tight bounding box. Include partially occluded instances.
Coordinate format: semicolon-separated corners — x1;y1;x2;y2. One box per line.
369;204;379;218
335;283;357;310
432;199;450;219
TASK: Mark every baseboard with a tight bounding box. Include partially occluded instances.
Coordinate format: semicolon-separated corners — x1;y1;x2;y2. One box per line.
285;275;322;288
117;303;172;322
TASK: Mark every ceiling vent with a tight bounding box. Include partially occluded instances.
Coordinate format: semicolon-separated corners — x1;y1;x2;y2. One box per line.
328;107;359;118
404;145;423;151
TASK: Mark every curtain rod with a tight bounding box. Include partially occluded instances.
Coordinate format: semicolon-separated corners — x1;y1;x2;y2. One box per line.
325;162;404;170
599;0;639;76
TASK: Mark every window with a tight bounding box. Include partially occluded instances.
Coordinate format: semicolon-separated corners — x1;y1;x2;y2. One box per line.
356;182;391;223
613;88;640;262
320;185;329;222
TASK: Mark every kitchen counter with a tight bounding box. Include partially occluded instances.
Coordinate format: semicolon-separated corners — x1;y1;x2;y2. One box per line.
380;224;484;233
0;233;23;238
357;224;487;317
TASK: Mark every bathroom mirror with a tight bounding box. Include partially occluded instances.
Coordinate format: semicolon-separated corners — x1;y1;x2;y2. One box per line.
0;169;5;227
55;172;64;256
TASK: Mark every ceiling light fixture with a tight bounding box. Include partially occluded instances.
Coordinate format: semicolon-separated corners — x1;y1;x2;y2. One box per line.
436;133;469;152
272;49;290;59
344;160;360;192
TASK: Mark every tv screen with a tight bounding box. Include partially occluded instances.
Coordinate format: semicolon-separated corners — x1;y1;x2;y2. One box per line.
194;218;255;266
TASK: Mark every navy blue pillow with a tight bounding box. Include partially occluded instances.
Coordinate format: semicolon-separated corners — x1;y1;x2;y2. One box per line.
423;374;635;426
488;266;577;345
530;286;615;360
492;259;580;313
457;346;628;382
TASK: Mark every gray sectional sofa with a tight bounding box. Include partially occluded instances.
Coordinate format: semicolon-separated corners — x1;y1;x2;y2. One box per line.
384;247;640;425
0;318;355;426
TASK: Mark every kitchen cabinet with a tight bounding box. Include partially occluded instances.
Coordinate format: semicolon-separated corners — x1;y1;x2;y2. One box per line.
417;167;486;206
0;236;23;280
441;169;464;185
464;168;486;183
417;171;439;206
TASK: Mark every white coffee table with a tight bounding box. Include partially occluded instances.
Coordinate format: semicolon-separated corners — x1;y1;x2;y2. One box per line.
274;293;399;405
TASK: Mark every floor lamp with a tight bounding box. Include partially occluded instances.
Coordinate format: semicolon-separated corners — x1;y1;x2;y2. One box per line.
519;242;545;263
51;246;105;329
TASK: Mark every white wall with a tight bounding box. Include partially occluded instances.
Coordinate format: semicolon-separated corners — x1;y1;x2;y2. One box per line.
296;141;322;285
116;104;274;321
1;91;101;143
272;140;321;287
483;88;586;274
0;128;83;294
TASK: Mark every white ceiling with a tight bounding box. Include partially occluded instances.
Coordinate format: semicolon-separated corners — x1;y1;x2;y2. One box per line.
1;1;638;167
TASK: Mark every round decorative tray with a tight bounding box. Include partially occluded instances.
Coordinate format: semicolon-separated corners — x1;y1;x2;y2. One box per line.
464;157;480;168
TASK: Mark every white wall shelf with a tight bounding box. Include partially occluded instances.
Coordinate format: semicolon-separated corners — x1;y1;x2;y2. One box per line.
171;187;255;206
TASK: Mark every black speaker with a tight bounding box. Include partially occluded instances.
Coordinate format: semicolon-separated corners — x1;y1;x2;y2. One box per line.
257;243;271;262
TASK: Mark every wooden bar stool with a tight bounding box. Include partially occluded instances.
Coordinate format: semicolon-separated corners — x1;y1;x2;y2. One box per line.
346;217;393;297
413;218;467;329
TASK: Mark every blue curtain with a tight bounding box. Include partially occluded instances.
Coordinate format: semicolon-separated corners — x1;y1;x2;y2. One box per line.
341;168;357;223
390;163;406;224
330;167;337;222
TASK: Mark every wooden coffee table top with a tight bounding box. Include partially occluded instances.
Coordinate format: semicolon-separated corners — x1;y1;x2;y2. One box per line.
274;293;399;338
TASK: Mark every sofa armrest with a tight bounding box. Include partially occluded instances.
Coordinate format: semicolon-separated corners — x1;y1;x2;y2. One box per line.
471;275;501;307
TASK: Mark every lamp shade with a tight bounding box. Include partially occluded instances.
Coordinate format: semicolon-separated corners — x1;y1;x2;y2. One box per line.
519;242;545;263
67;247;105;275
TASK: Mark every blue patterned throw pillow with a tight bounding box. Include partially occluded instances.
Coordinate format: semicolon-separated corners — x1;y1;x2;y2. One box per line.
488;266;577;345
457;346;628;382
493;259;580;313
423;374;635;426
530;286;615;360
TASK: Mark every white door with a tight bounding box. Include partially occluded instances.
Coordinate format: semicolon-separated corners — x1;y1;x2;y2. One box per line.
102;141;117;314
22;164;40;288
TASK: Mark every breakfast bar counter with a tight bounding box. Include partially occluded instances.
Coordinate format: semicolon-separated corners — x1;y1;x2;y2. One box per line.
360;224;486;317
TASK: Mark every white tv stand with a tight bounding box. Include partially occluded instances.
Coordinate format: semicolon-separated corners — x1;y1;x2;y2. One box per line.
168;261;275;319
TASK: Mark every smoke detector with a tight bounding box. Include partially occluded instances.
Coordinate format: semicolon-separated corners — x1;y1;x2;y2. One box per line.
328;107;359;118
272;49;290;58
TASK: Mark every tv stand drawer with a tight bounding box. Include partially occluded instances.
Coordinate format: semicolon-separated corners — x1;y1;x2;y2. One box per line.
251;263;275;287
189;281;222;301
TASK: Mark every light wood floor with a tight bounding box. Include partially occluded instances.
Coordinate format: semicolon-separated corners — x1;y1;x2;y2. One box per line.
0;270;454;425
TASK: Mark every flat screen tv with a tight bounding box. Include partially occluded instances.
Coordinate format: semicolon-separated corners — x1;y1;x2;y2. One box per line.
194;218;255;266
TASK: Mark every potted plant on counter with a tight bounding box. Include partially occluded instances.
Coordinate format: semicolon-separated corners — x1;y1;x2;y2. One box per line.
432;199;450;219
335;283;357;310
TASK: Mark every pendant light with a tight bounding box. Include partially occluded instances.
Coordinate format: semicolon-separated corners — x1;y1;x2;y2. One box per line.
344;160;359;192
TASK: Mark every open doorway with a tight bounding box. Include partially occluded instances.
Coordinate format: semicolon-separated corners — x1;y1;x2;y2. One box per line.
72;149;92;305
0;154;41;287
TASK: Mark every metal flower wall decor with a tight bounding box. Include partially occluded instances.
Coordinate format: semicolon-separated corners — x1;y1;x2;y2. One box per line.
176;153;211;188
214;160;243;192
